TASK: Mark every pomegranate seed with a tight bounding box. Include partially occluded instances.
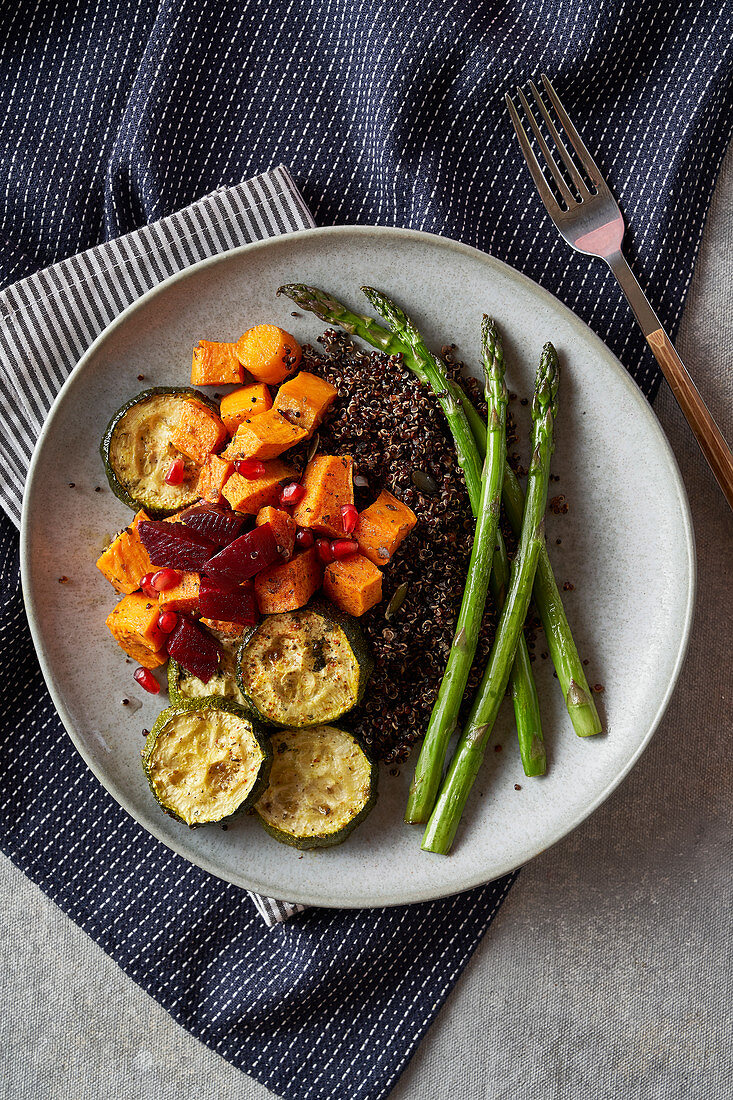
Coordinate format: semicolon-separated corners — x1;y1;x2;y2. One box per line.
296;528;314;549
151;568;180;591
331;539;359;560
316;538;335;564
234;458;266;479
164;456;185;485
157;610;178;634
140;571;158;598
279;482;305;507
340;504;358;535
133;667;160;694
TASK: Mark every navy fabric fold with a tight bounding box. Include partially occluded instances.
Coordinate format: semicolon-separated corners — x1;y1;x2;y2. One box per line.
0;1;731;1098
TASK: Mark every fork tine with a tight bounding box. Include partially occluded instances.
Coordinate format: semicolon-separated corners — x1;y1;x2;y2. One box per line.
516;87;576;208
540;74;604;188
505;92;561;218
527;80;589;196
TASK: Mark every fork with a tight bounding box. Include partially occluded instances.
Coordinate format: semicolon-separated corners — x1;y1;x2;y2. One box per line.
506;74;733;510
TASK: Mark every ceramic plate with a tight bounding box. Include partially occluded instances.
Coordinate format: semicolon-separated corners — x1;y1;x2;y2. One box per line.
21;226;695;907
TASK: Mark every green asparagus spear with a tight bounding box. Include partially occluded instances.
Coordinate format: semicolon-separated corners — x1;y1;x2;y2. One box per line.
277;284;428;383
450;383;545;772
449;381;488;451
422;344;560;854
405;318;508;823
449;381;601;738
503;465;601;738
490;535;545;777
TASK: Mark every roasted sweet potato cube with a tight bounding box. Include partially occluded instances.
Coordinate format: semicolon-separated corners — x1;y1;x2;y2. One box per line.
256;506;296;559
292;454;354;537
196;454;233;504
221;459;295;514
354;489;417;566
254;546;322;614
234;325;302;385
106;592;166;664
170;401;227;467
96;509;155;593
190;340;243;385
322;553;383;617
275;371;337;436
220;383;272;435
119;640;168;670
158;571;200;613
223;408;307;461
200;617;246;637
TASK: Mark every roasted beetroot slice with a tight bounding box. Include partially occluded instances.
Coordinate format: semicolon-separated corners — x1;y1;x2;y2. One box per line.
203;523;281;583
180;504;245;546
138;521;218;570
166;617;220;683
199;577;259;625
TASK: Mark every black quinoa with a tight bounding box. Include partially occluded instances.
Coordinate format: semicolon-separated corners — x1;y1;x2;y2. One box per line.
296;331;498;764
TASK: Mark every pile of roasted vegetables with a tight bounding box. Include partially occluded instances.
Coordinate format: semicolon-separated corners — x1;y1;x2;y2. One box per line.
96;323;415;848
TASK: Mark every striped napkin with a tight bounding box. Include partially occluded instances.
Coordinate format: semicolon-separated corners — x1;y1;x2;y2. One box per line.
0;165;313;924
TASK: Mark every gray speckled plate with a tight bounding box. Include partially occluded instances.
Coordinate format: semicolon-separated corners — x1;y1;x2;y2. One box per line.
21;226;695;908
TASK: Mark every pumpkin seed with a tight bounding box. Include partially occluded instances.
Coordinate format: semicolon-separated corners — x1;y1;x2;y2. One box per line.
385;582;409;621
306;432;320;464
354;474;370;489
411;469;438;494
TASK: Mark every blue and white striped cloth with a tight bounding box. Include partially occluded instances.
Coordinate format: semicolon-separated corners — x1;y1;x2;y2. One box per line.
0;2;730;1098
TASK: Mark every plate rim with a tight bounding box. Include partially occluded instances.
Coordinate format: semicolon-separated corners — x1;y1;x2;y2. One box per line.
20;224;697;907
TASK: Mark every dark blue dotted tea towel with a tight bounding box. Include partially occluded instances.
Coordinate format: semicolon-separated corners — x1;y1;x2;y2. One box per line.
0;1;731;1098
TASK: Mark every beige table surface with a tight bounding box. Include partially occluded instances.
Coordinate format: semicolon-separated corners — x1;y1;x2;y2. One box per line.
1;147;730;1100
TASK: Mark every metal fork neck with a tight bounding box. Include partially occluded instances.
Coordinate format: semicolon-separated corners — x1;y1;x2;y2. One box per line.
605;251;660;337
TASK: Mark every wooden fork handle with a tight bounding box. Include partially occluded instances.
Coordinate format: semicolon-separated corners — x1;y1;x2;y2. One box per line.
607;250;733;510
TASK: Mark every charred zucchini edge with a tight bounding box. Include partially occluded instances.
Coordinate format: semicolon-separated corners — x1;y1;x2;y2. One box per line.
236;601;374;728
100;386;220;517
167;657;252;711
142;698;271;827
255;725;378;849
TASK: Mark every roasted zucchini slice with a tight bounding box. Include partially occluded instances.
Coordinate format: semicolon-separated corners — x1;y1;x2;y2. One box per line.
237;604;373;727
168;627;248;707
255;725;377;849
101;387;218;517
142;699;271;827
